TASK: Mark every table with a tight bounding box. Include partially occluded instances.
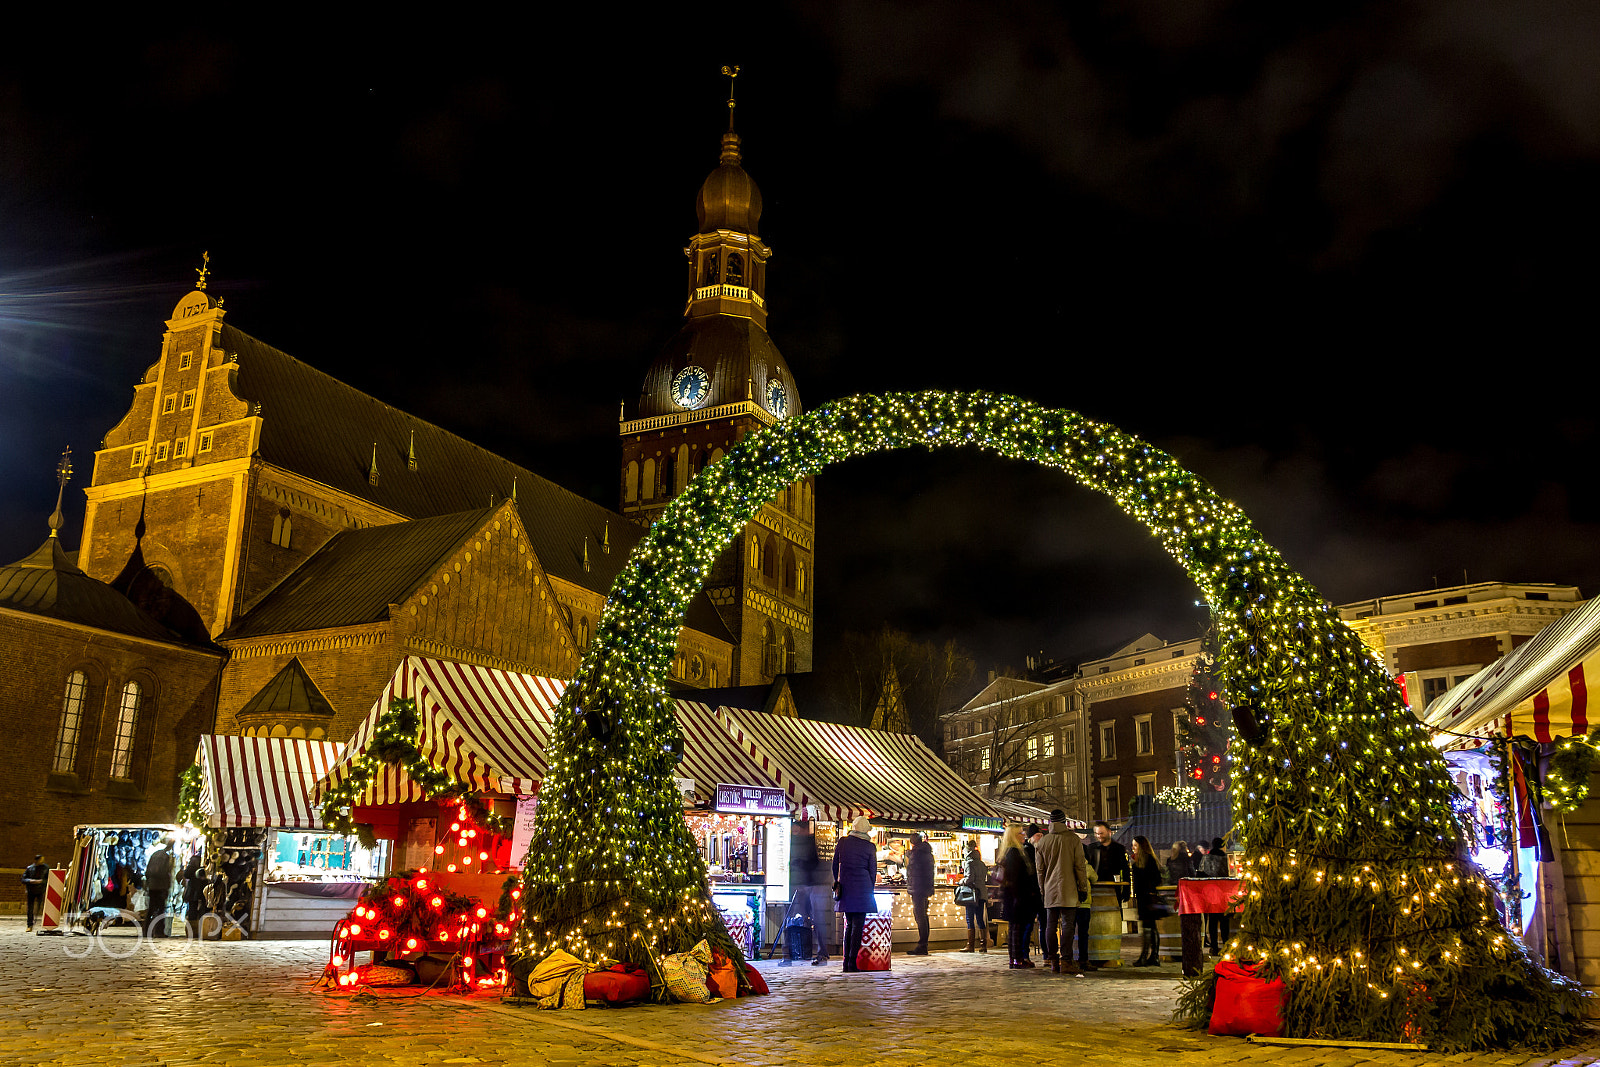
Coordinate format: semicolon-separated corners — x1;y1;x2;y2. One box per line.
1177;877;1241;976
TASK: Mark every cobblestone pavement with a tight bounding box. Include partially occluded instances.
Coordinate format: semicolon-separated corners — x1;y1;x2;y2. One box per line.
2;919;1597;1067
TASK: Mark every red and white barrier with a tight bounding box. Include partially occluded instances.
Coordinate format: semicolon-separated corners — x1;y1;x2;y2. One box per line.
37;869;67;933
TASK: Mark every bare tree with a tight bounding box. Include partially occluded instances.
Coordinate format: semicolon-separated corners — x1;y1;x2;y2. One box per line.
964;690;1058;807
814;627;977;749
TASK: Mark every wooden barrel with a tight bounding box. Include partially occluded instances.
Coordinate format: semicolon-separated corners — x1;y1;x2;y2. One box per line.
1089;882;1125;965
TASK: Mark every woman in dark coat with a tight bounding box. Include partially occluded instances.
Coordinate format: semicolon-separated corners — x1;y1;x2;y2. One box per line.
832;816;879;973
1130;835;1163;967
998;825;1041;968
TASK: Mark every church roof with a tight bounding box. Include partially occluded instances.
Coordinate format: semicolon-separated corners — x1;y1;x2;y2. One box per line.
219;325;729;641
220;508;496;639
0;535;189;644
235;657;337;721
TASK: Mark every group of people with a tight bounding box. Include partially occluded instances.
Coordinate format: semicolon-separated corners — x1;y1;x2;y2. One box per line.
786;813;1232;973
981;817;1233;970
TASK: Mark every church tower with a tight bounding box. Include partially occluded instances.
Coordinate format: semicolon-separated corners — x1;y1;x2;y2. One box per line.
620;75;814;686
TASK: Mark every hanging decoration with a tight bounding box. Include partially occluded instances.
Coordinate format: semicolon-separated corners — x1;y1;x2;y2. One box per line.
511;390;1580;1045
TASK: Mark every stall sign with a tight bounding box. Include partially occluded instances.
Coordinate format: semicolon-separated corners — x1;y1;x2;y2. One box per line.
961;816;1004;833
714;784;788;815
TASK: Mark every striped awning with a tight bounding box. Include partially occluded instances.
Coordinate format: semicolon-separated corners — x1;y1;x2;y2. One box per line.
1425;596;1600;743
988;798;1081;828
195;734;344;829
711;707;1000;824
673;699;792;809
313;658;795;811
312;658;563;806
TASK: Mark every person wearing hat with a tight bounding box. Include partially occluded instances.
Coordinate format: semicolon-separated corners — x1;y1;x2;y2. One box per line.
1033;809;1091;973
832;815;879;972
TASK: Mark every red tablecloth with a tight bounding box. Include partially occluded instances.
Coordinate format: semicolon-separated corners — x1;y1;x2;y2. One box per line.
1177;877;1242;914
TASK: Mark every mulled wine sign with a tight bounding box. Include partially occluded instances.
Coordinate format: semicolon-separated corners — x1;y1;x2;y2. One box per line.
714;783;788;816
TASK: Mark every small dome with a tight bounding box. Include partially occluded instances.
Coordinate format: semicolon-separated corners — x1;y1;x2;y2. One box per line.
637;317;800;420
696;132;762;235
0;537;179;643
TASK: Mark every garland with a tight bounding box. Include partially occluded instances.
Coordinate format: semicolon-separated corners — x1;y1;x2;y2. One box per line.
317;697;509;840
1544;735;1600;814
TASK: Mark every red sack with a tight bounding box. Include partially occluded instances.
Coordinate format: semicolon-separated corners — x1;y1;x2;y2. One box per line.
1209;961;1287;1037
707;951;739;999
582;964;650;1005
742;964;769;995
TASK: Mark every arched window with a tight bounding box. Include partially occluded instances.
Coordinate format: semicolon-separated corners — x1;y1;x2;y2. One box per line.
53;670;88;774
762;620;779;678
783;629;796;675
675;444;689;494
110;681;141;779
579;617;590;649
661;451;677;499
625;460;639;503
782;546;797;594
750;537;761;571
797;561;806;596
710;447;724;465
726;253;744;285
703;251;720;285
762;535;779;584
642;458;656;501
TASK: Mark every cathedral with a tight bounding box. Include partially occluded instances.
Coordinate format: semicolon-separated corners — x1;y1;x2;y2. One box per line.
2;95;811;879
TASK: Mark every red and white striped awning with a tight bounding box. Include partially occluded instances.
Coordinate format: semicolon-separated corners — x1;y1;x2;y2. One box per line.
194;734;344;829
312;658;564;806
673;700;791;809
312;659;795;810
711;707;1000;824
1426;596;1600;743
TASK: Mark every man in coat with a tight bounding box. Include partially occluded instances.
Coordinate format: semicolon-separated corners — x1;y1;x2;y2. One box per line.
22;855;48;931
144;841;174;938
1033;810;1091;974
905;832;934;955
787;820;838;965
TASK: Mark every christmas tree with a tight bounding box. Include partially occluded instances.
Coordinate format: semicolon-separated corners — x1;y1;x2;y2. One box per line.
1178;627;1233;794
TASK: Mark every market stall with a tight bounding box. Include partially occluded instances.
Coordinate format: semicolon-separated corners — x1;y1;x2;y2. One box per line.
193;734;382;938
710;706;1004;947
57;823;194;933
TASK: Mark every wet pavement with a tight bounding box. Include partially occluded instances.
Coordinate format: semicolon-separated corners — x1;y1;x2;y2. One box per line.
2;918;1596;1067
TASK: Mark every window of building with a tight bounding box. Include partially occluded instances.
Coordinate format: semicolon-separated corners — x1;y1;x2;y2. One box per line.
181;390;195;411
1063;726;1077;757
1526;592;1550;601
198;432;213;454
52;670;89;774
1099;778;1121;821
579;617;590;649
762;535;780;585
1099;721;1116;760
271;511;292;549
154;442;169;462
1135;714;1154;756
1136;773;1159;797
642;458;656;501
1044;732;1056;758
946;724;955;742
179;351;193;370
980;746;991;771
162;394;177;415
1171;650;1184;658
726;253;745;285
174;439;187;459
710;665;719;687
1414;600;1438;610
1098;666;1109;674
624;460;639;503
130;447;146;468
1421;676;1451;707
1444;596;1467;606
1134;658;1146;666
782;546;797;594
1027;735;1039;760
110;681;141;779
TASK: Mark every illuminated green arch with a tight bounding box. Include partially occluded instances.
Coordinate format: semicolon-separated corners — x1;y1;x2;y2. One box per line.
515;391;1578;1048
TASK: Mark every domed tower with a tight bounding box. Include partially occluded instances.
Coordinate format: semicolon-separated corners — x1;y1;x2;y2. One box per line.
620;76;813;686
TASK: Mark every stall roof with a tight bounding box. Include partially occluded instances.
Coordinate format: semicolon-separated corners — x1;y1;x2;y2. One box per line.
988;798;1080;828
196;734;344;829
1425;595;1600;743
1114;792;1233;852
312;658;793;809
711;706;1000;825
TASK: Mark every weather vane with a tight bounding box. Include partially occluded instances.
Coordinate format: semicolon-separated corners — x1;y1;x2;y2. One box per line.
195;250;211;291
48;446;72;537
722;65;739;129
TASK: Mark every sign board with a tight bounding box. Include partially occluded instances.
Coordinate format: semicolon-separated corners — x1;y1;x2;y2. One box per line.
961;816;1004;833
510;796;538;868
714;783;789;816
674;777;696;803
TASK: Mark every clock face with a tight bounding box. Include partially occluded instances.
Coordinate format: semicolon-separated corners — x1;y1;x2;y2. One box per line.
671;366;710;409
766;379;789;418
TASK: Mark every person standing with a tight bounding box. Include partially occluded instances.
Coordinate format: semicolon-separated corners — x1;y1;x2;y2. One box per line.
1034;810;1091;973
144;841;174;938
22;855;47;931
832;816;878;972
1025;825;1048;958
788;820;838;965
1166;840;1195;884
956;841;989;953
1199;837;1232;954
1130;835;1163;966
905;832;934;955
998;825;1042;968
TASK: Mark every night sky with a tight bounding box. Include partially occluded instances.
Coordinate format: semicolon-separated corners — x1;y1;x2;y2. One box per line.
3;6;1597;673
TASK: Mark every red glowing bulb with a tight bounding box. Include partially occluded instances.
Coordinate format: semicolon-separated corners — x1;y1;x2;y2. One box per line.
435;844;445;854
447;864;458;872
378;929;392;940
415;878;429;891
406;937;419;950
450;822;461;832
475;907;488;919
350;923;362;936
431;896;443;908
392;896;406;909
461;855;474;865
